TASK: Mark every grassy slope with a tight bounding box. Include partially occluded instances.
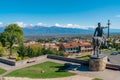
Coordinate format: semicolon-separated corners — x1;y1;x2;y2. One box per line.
0;68;6;74
76;55;90;61
6;61;75;78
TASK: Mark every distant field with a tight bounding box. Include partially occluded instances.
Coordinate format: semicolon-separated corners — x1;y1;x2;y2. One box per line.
0;68;6;74
6;61;75;78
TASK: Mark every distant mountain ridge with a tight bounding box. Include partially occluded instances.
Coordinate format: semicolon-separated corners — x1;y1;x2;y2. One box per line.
0;26;119;36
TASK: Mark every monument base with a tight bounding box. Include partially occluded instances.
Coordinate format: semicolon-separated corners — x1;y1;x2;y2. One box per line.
89;55;107;71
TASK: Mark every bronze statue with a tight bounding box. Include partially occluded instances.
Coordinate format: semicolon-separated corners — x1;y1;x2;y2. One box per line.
93;22;109;58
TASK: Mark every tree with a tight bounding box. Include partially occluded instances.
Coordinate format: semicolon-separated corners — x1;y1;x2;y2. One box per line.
0;42;4;57
26;47;35;58
0;24;24;57
17;44;26;58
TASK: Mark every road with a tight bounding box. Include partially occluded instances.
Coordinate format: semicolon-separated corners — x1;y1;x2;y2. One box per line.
103;52;120;65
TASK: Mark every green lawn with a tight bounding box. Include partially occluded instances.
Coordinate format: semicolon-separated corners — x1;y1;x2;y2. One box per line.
76;55;90;61
101;48;119;53
6;61;75;78
0;68;6;74
92;78;103;80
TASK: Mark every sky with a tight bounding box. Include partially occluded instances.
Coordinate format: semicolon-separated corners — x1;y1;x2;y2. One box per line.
0;0;120;29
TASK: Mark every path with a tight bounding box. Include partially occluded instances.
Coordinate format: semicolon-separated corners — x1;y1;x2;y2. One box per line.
0;57;120;80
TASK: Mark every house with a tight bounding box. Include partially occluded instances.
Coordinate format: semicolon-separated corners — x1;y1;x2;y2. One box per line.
59;42;92;54
59;42;80;53
79;42;93;52
41;43;59;51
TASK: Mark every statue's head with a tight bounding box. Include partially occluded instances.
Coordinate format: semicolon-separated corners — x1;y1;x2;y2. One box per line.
98;22;101;27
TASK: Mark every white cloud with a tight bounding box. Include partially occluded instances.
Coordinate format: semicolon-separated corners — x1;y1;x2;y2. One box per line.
14;22;95;29
36;22;46;27
55;23;62;27
37;22;43;26
15;22;34;28
54;23;94;29
0;22;3;27
15;22;26;27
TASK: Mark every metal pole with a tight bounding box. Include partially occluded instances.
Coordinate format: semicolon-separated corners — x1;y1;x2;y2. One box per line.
107;20;110;38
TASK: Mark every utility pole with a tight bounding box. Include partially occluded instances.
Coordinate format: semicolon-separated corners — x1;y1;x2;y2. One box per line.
107;20;110;38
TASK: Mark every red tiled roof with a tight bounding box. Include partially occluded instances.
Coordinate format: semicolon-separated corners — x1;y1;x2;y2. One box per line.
62;42;92;48
79;42;92;46
62;42;79;48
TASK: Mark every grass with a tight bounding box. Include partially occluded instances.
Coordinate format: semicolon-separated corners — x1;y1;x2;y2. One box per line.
6;61;75;78
101;48;119;54
92;78;103;80
0;68;6;74
76;55;90;61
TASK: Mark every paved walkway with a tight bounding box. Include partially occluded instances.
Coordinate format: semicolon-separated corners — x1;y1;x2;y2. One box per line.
3;75;92;80
0;58;120;80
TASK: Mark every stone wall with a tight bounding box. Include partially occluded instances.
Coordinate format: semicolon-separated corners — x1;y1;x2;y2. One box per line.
0;55;47;66
15;55;47;66
89;56;108;71
0;57;15;66
47;54;89;65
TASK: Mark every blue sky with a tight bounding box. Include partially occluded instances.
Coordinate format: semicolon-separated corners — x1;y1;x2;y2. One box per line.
0;0;120;29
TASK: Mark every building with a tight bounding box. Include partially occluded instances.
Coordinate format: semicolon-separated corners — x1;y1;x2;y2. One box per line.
41;43;59;51
59;42;92;54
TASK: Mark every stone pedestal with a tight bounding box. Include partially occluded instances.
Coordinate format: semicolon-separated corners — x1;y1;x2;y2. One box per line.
89;55;107;71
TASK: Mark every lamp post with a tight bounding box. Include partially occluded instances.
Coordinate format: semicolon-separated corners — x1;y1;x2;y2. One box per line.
107;20;110;38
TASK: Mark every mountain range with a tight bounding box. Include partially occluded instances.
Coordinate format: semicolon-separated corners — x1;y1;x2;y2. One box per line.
0;26;120;37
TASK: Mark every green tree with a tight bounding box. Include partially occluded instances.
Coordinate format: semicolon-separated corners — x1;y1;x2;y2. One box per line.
26;47;35;58
36;48;42;56
0;24;24;57
0;42;4;57
17;44;26;58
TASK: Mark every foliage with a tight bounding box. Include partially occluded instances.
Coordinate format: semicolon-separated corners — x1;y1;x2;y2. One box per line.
6;61;75;78
0;42;4;57
16;57;22;61
23;56;30;60
17;44;65;60
0;24;24;57
17;44;26;59
76;55;90;61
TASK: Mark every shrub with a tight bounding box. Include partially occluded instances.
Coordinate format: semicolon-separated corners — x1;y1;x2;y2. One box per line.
23;56;30;60
16;57;22;61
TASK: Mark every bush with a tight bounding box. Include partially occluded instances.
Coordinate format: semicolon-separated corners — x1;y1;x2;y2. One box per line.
26;47;35;58
17;44;26;57
23;56;30;60
16;57;22;61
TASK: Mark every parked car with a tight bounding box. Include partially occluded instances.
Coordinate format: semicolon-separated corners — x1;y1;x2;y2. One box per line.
118;52;120;54
110;52;118;55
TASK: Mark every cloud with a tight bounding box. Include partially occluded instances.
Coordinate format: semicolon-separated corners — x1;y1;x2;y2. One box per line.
55;23;62;27
54;23;94;29
15;22;26;27
0;22;3;27
14;22;95;29
37;22;43;26
15;22;34;28
116;15;120;18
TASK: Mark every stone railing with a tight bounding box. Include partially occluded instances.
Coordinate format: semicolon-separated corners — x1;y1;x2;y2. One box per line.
0;57;15;66
0;55;120;71
47;54;89;65
0;55;47;66
15;55;47;66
